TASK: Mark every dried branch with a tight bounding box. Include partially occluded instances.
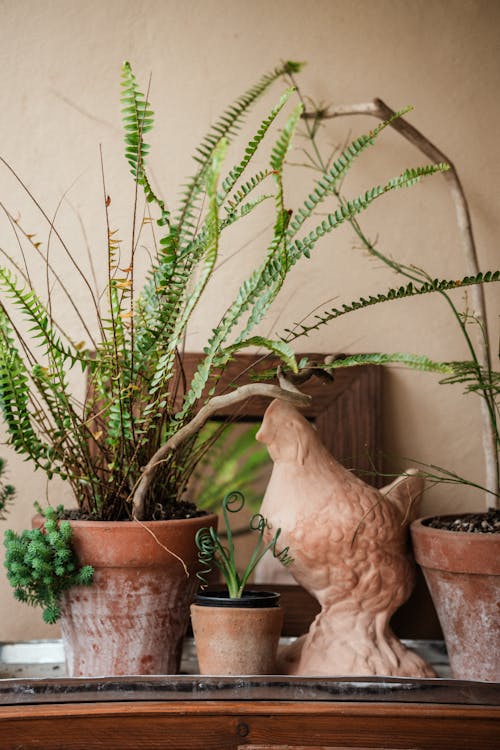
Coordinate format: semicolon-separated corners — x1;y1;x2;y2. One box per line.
131;382;311;519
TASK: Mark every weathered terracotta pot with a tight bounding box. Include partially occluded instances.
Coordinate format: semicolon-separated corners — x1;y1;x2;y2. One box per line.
54;514;217;677
191;591;283;674
411;516;500;681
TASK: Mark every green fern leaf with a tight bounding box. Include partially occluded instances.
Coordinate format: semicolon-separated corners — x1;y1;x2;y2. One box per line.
174;61;301;251
0;312;63;475
121;62;170;228
288;106;415;238
321;352;454;374
148;140;227;410
282;272;500;341
219;88;294;203
288;162;449;265
0;267;85;367
222;337;297;373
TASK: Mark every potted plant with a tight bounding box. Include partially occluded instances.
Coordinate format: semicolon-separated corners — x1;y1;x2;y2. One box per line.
1;60;489;677
190;491;292;674
409;320;500;682
0;59;310;677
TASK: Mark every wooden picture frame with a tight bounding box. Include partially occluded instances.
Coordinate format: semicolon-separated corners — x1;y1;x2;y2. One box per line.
180;352;384;486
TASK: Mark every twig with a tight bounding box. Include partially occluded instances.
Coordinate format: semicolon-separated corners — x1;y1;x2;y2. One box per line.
131;382;311;519
132;516;189;577
0;157;100;348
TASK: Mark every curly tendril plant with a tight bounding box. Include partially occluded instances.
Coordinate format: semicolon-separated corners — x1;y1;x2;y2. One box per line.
195;491;293;598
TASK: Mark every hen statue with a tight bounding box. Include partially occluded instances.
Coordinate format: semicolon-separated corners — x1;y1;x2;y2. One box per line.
256;398;435;677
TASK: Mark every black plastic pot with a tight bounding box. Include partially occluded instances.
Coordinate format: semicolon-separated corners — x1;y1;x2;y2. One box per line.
194;590;280;608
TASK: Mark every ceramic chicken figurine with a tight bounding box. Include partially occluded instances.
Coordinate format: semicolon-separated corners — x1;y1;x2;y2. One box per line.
256;398;435;677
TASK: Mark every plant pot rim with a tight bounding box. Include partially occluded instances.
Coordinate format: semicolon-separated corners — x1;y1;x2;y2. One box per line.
194;589;280;608
411;513;500;540
411;515;500;574
33;512;217;529
32;512;218;569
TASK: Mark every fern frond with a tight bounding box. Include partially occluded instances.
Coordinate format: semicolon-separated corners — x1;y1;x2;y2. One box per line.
226;105;303;348
289;162;450;262
227;193;273;224
147;140;227;405
175;62;303;249
0;311;61;476
221;336;297;373
222;169;274;225
288;106;414;237
440;360;500;392
320;351;454;374
121;62;170;228
178;231;296;418
218;88;295;203
386;163;450;190
133;67;301;378
282;271;500;341
0;266;86;367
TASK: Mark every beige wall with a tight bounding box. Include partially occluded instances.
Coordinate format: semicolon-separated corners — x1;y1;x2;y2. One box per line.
0;0;499;641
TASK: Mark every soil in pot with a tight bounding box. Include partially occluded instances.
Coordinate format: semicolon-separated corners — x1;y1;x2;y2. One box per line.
411;511;500;682
191;590;283;675
424;508;500;534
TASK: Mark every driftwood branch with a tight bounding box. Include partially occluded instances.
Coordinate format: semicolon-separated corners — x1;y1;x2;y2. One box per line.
132;382;311;520
304;99;498;507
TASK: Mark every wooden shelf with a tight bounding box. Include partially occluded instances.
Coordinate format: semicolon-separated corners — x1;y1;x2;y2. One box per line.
1;673;499;749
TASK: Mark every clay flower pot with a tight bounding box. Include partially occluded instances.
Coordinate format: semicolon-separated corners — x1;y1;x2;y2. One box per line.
411;515;500;681
54;514;217;677
191;590;283;674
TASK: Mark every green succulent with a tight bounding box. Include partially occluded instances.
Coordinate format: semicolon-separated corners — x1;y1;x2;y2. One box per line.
3;504;94;624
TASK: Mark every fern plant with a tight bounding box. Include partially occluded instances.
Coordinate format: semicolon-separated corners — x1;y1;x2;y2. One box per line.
279;75;500;506
3;504;94;623
0;61;486;524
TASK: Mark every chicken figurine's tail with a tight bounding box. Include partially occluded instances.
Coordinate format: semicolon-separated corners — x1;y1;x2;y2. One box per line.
380;469;425;527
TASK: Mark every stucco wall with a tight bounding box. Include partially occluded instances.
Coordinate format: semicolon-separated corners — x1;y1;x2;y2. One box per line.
0;0;499;641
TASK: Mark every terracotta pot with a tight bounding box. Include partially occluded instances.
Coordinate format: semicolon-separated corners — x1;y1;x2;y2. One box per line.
411;515;500;681
45;514;217;677
191;590;283;674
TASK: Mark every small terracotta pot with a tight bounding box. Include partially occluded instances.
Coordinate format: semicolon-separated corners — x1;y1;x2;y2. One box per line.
411;515;500;681
35;513;217;677
191;590;283;674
